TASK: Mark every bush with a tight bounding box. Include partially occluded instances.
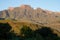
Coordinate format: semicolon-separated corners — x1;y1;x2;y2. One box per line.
21;25;33;37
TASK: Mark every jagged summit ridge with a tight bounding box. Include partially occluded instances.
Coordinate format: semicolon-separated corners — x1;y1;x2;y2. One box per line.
8;7;14;11
20;5;31;8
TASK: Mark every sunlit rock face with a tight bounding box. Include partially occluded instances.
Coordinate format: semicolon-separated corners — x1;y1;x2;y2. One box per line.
8;7;14;11
0;5;60;24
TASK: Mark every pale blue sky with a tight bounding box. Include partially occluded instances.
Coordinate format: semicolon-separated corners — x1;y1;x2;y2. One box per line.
0;0;60;12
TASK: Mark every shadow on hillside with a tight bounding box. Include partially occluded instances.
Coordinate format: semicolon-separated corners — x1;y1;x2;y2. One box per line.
20;26;60;40
0;23;18;40
0;23;12;39
0;23;60;40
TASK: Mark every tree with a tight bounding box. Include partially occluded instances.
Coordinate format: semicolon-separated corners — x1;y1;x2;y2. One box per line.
21;25;33;38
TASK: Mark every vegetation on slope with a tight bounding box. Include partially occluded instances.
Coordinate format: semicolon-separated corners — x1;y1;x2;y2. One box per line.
0;23;60;40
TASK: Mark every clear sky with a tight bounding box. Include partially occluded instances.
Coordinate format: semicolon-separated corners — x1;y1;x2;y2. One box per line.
0;0;60;12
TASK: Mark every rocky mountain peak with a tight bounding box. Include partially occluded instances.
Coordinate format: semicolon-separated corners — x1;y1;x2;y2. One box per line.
20;5;32;9
0;5;60;24
8;7;14;11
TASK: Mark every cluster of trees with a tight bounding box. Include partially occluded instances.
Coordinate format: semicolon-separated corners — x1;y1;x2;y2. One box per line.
0;23;60;40
20;26;60;40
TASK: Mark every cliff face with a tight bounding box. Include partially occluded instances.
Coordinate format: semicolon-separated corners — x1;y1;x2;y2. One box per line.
0;5;60;24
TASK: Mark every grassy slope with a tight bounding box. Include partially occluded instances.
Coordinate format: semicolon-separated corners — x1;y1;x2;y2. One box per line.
0;20;60;36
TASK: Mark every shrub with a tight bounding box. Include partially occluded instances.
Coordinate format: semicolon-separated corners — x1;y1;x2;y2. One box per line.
21;25;33;37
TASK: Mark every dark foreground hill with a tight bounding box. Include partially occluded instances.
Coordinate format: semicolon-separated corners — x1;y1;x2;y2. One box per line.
0;22;60;40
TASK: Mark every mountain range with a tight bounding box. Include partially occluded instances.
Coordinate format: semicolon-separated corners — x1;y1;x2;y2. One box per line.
0;5;60;32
